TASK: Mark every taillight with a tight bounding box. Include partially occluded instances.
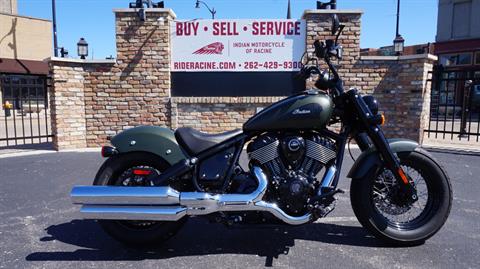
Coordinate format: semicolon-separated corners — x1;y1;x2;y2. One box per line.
133;169;152;176
101;146;117;158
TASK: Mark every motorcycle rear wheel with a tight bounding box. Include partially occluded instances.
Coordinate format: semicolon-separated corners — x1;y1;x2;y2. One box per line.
93;152;187;247
350;149;452;246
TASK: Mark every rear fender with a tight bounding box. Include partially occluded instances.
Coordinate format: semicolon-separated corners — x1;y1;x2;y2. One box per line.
347;139;420;180
110;126;186;166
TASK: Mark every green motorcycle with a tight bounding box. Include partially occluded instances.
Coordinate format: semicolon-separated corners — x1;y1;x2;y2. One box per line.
71;15;452;247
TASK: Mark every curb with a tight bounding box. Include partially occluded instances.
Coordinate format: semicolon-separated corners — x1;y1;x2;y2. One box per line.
421;144;480;156
0;147;101;159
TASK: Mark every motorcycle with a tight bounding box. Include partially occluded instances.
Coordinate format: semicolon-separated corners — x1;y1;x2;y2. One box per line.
71;15;452;246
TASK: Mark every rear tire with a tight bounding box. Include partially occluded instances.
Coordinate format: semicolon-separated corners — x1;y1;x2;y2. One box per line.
350;150;452;246
93;152;187;247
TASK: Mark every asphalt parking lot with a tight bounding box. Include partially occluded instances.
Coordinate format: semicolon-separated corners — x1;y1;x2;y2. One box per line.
0;149;479;269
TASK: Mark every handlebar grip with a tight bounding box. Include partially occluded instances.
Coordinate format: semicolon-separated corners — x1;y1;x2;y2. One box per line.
314;40;325;58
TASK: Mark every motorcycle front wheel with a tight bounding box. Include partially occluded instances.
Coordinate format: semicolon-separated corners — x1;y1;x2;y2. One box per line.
350;149;452;246
93;152;187;247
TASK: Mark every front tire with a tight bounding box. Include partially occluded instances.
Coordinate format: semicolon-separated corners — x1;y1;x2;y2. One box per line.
350;149;452;245
93;152;187;247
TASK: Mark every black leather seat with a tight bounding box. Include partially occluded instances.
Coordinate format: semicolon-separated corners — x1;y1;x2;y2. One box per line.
175;127;242;155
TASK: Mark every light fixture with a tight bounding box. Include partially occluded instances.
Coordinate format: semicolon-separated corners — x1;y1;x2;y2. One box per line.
129;0;164;21
317;0;337;10
77;38;88;59
60;47;68;58
393;0;404;55
129;0;164;8
195;0;216;19
393;34;405;56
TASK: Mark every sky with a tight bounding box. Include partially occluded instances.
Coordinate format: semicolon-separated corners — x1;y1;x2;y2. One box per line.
18;0;438;59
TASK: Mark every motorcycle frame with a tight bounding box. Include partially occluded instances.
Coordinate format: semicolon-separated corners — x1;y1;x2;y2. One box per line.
154;125;352;197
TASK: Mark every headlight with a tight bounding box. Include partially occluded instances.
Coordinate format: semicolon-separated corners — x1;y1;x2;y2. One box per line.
362;95;379;115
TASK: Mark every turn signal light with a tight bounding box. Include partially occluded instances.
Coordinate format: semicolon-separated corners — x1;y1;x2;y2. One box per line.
370;114;385;125
380;114;386;125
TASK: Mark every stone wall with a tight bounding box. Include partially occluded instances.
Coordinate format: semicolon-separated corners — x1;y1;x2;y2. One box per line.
49;8;436;150
172;97;285;132
355;55;436;142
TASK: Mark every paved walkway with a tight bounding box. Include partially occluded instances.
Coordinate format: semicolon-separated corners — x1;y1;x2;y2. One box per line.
423;135;480;154
0;150;478;269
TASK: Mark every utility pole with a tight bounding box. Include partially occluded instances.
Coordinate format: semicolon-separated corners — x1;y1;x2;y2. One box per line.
396;0;400;37
287;0;291;19
52;0;58;57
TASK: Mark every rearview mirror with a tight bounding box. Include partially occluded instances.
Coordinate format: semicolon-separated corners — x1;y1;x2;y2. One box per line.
331;14;340;35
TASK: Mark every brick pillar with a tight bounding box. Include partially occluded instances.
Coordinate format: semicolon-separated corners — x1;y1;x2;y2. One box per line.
114;8;174;108
49;62;88;150
356;54;437;143
50;8;176;150
395;56;436;143
303;10;362;89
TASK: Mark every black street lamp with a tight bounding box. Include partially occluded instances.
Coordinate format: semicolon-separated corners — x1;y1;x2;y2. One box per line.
393;0;405;55
51;0;59;57
77;38;88;59
317;0;337;10
195;0;216;19
393;34;405;55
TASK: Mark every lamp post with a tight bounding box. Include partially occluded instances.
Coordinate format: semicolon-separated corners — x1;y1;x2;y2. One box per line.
393;0;405;55
51;0;58;57
195;0;216;19
77;38;88;60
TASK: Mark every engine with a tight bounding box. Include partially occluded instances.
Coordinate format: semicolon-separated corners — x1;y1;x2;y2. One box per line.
247;133;337;216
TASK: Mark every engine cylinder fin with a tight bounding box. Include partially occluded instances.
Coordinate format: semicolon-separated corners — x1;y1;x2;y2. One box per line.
305;140;337;165
248;140;280;165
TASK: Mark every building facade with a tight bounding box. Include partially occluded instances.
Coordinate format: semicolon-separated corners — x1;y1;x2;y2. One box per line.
435;0;480;109
0;0;52;116
436;0;480;68
0;0;17;14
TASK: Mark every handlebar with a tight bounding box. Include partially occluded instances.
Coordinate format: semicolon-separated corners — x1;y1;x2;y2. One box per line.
298;17;346;97
298;38;343;96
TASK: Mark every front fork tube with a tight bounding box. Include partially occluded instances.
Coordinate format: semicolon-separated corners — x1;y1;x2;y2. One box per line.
348;90;414;191
354;132;372;151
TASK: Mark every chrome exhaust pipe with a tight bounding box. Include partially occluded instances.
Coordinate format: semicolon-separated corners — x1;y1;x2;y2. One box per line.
80;205;187;221
71;186;180;205
71;166;312;225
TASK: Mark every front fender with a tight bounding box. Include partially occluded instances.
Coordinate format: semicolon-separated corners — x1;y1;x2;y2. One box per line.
110;126;186;165
347;139;420;179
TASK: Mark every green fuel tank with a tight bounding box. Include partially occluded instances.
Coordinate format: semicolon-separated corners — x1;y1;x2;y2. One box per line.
243;92;334;132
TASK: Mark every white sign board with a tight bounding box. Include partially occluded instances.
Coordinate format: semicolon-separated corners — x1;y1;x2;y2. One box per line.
171;19;306;72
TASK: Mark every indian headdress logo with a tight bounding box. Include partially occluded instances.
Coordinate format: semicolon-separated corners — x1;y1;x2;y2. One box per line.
193;42;225;55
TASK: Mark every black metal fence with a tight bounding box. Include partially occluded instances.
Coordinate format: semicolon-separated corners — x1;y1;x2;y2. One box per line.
0;74;53;147
425;66;480;141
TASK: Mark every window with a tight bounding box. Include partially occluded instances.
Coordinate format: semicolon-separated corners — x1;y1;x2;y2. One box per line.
475;52;480;65
439;53;473;66
1;75;47;108
452;1;471;39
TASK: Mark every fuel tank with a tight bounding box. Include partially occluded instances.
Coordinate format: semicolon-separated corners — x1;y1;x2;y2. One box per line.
243;92;333;132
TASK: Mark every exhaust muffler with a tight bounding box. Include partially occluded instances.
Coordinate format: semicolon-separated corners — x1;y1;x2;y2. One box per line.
71;166;312;225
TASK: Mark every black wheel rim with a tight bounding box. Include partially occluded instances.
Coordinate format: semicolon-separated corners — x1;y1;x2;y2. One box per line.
371;164;435;230
111;165;164;230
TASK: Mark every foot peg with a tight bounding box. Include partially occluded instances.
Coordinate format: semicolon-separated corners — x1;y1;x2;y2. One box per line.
309;188;344;219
